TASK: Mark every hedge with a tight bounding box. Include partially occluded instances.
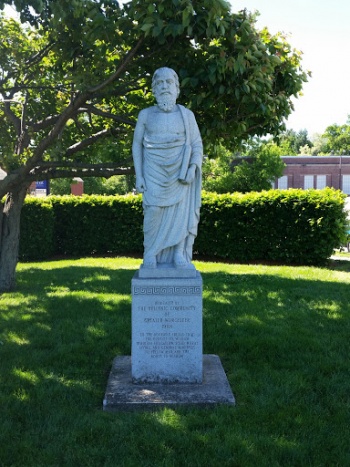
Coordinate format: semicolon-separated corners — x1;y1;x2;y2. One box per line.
50;195;144;256
20;197;55;261
197;189;347;264
19;188;347;265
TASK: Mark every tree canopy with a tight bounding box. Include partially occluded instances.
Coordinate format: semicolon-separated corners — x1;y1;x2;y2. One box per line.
0;0;308;291
319;116;350;155
276;129;313;155
0;0;308;189
202;140;286;193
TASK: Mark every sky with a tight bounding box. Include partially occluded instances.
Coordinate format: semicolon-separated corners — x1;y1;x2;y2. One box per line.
229;0;350;137
4;1;350;138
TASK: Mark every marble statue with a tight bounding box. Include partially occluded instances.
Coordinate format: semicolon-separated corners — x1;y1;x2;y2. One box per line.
132;67;203;268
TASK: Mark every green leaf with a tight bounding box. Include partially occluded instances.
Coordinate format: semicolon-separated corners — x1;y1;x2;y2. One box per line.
140;22;153;33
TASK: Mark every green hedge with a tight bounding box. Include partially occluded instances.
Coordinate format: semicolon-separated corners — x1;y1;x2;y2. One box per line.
19;189;347;265
20;197;55;261
198;189;347;264
50;194;144;257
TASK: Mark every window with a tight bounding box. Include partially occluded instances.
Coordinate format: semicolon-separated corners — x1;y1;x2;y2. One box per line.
304;175;314;189
342;175;350;195
316;175;327;189
277;176;288;189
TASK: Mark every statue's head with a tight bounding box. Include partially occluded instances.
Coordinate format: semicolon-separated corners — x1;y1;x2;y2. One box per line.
152;67;180;112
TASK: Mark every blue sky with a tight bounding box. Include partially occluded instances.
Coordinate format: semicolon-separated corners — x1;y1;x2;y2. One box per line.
230;0;350;136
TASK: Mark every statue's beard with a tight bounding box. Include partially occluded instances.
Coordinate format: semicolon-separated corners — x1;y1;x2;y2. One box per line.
156;93;177;112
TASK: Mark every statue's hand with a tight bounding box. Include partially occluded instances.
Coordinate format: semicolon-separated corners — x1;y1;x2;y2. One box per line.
135;176;147;193
180;164;196;185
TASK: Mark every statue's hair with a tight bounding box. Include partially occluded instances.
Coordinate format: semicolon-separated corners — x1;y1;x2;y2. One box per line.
152;67;180;98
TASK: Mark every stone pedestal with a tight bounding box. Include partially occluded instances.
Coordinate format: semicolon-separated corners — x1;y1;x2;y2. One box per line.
131;267;202;383
103;355;235;411
103;265;236;411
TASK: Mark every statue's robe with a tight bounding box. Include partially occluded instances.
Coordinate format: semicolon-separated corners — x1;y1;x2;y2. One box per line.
142;105;202;264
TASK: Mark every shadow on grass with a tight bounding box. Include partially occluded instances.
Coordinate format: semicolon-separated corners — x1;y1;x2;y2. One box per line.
1;260;350;466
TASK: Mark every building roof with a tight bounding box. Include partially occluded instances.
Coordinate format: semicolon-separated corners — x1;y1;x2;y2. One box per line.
281;156;350;165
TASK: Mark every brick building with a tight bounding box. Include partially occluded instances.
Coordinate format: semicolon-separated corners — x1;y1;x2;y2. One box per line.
273;156;350;195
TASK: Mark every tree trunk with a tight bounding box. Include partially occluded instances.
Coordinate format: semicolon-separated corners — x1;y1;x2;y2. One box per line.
0;186;28;293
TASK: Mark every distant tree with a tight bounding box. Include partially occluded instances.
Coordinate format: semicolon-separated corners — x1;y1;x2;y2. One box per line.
320;117;350;154
202;145;232;192
308;133;329;155
277;129;313;155
203;141;285;193
298;144;312;155
0;0;308;291
49;178;72;195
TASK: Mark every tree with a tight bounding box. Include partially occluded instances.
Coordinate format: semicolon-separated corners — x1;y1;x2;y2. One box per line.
203;141;285;193
276;128;313;155
50;175;136;195
319;117;350;155
0;0;308;291
308;133;328;155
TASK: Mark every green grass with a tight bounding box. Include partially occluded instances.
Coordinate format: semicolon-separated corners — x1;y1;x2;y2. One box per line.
333;249;350;258
1;257;350;466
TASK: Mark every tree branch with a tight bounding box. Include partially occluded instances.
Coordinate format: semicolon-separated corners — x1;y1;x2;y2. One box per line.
82;104;135;126
24;41;55;69
25;37;144;171
63;128;111;157
89;37;144;94
29;102;135;133
33;159;133;169
30;114;61;131
27;159;135;181
0;41;54;88
2;100;22;136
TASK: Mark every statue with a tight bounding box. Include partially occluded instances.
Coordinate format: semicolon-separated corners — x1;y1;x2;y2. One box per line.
132;67;203;269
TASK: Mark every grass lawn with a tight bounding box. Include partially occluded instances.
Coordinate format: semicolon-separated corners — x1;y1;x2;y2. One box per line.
332;250;350;259
1;256;350;466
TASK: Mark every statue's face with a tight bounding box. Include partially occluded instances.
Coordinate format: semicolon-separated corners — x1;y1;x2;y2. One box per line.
153;71;178;102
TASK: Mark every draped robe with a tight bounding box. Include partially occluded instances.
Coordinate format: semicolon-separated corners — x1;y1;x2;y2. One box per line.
138;105;202;265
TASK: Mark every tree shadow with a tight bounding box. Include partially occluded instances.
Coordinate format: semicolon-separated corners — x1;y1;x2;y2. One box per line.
1;261;349;465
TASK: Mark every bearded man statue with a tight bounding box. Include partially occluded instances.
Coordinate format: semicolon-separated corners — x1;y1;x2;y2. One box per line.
132;67;203;269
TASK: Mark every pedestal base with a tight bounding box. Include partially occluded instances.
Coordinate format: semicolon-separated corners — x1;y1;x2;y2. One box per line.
103;355;236;411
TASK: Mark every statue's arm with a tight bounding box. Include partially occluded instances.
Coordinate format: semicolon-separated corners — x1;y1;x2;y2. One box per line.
181;111;203;184
189;111;203;169
132;109;148;193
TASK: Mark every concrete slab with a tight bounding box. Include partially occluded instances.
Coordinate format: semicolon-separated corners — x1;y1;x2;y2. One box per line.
103;354;235;411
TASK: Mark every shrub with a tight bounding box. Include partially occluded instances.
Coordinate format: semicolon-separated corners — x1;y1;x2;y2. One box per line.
50;194;143;256
197;189;347;264
20;197;55;260
19;189;347;265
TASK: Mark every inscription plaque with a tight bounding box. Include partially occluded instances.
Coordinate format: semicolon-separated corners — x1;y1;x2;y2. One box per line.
131;271;203;383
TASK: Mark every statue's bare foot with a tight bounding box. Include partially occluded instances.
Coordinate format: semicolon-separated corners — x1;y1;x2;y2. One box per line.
143;255;157;268
174;251;188;268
